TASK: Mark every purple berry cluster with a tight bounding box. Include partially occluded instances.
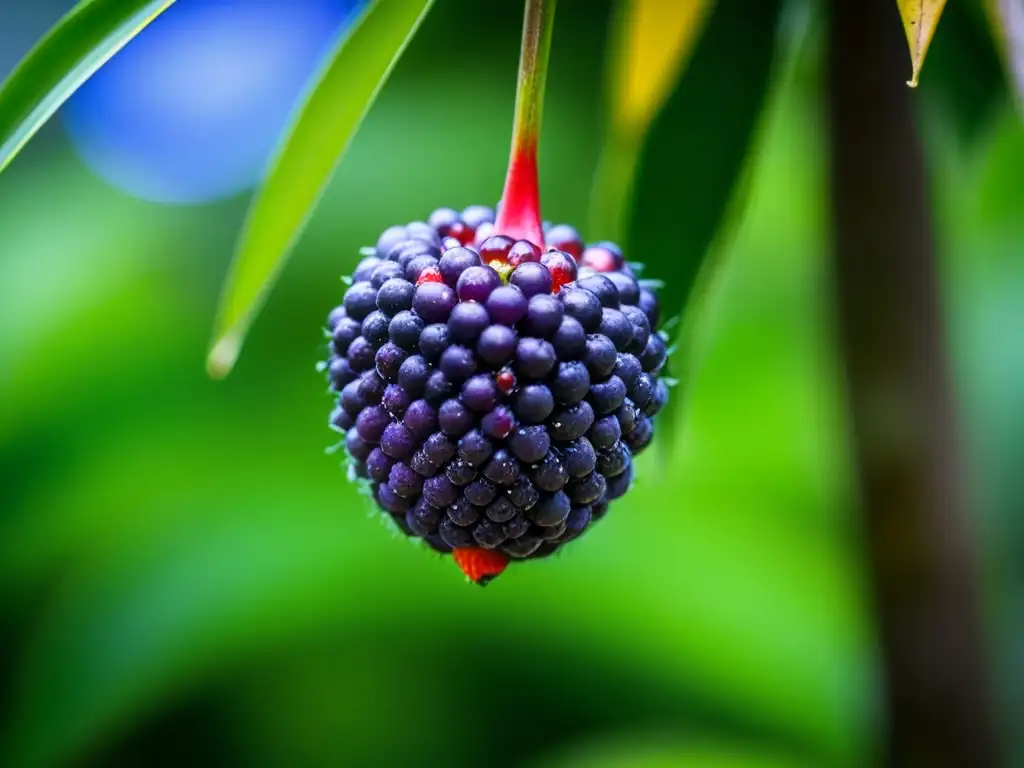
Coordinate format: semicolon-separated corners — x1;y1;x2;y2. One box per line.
324;205;668;565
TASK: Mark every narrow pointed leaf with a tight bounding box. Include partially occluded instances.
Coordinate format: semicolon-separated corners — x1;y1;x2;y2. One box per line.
987;0;1024;110
0;0;175;175
589;0;711;241
897;0;948;87
207;0;434;379
625;0;784;441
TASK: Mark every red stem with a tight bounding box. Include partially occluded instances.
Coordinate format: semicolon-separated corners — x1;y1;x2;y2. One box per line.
495;0;556;247
497;143;542;246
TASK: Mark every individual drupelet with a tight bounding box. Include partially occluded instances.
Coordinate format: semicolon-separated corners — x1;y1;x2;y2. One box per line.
324;205;668;583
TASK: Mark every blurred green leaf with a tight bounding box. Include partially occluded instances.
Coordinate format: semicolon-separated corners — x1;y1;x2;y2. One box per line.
0;165;868;762
897;0;948;87
0;18;870;765
207;0;435;379
538;733;807;768
0;504;371;767
589;0;712;241
625;0;783;438
0;0;175;174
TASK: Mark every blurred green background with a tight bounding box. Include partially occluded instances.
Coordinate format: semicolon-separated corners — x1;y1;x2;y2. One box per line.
1;1;1022;766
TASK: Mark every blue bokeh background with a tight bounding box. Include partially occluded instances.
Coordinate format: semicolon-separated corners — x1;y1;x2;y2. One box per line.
61;0;366;204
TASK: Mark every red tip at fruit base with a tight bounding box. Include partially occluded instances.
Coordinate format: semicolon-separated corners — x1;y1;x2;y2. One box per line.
453;547;509;585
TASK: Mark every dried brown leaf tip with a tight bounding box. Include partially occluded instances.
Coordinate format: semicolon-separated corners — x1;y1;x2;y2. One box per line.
897;0;948;87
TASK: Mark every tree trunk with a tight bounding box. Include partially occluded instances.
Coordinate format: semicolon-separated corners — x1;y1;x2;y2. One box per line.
826;0;999;765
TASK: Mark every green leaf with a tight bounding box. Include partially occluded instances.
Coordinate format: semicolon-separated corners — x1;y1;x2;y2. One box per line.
207;0;435;379
625;0;784;438
0;0;175;175
0;118;869;761
538;733;808;768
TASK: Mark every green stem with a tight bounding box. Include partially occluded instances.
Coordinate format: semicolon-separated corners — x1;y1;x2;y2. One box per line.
494;0;557;246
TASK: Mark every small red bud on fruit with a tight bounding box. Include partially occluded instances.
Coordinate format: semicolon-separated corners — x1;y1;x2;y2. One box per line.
541;249;578;292
453;547;509;585
479;235;515;263
581;245;623;273
449;221;474;245
508;239;542;267
546;224;583;260
496;369;516;393
416;266;444;285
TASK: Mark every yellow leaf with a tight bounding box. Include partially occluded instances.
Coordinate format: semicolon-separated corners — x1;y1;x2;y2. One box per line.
897;0;948;87
610;0;712;135
591;0;711;241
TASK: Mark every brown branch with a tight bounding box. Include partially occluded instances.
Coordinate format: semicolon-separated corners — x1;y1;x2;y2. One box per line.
827;0;999;765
